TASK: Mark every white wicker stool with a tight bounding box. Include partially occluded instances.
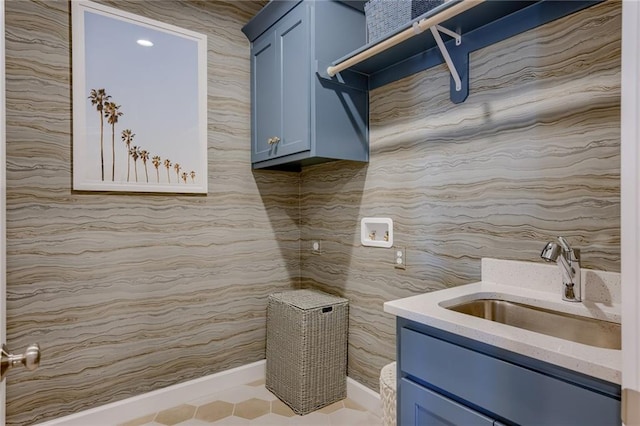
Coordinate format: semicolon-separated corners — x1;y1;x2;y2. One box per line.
380;362;397;426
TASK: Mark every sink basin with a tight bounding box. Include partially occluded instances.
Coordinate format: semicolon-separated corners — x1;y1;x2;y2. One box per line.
446;299;621;350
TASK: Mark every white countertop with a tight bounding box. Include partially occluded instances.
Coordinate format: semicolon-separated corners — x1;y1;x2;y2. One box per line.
383;258;622;384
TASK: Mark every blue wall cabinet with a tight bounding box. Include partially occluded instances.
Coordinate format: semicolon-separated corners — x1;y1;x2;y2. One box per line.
397;318;621;426
243;1;369;171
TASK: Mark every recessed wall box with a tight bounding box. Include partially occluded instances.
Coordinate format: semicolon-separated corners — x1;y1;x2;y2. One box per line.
361;218;393;248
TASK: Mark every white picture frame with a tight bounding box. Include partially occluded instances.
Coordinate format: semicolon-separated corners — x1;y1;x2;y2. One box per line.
72;1;208;194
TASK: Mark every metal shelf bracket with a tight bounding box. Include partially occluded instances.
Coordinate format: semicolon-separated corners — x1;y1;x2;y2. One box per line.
435;25;462;46
429;25;462;91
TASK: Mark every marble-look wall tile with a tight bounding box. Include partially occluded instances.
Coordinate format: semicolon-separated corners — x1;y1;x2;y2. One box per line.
4;1;296;425
300;1;621;391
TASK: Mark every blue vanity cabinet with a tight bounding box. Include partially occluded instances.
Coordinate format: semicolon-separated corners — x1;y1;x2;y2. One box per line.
397;318;621;426
401;377;495;425
243;1;368;171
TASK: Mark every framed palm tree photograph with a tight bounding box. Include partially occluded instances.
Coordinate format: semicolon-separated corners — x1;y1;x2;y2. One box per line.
72;1;208;194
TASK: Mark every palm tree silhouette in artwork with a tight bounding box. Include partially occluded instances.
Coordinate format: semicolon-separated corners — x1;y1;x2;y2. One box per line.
152;156;161;183
90;88;199;186
130;146;140;182
88;88;111;181
121;129;135;182
164;159;172;184
174;163;181;183
140;149;150;183
104;101;123;181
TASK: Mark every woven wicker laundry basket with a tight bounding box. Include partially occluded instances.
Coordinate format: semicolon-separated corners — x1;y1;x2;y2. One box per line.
266;289;349;415
380;361;397;426
364;0;446;42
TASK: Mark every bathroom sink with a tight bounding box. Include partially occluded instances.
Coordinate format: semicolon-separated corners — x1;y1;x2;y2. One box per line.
446;299;621;350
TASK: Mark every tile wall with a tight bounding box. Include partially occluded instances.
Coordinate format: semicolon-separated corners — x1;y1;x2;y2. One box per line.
4;1;296;425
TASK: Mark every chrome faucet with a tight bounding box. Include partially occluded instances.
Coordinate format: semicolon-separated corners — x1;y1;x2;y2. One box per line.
540;236;581;302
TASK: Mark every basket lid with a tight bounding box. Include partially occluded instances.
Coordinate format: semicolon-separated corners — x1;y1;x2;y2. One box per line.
270;289;348;310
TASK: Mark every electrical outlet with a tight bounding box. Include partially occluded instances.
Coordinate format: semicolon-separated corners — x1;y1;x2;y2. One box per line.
394;247;406;269
311;240;322;254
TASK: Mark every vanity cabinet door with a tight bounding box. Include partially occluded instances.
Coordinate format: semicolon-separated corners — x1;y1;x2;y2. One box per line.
400;378;494;426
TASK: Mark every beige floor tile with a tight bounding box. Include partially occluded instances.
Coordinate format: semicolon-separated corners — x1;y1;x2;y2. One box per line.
246;385;279;402
343;398;367;412
292;412;330;426
195;400;234;423
155;404;197;425
317;401;344;414
210;415;251;425
248;413;294;425
118;413;156;426
329;407;372;425
271;399;296;418
350;412;384;426
211;386;263;404
234;398;271;420
188;383;272;407
174;420;212;426
368;404;383;418
188;392;227;407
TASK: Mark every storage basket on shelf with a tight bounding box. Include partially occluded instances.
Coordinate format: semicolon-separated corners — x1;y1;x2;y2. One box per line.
411;0;447;19
266;289;349;415
364;0;446;43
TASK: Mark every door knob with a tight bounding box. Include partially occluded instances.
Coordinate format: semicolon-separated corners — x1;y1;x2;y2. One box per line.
1;343;41;380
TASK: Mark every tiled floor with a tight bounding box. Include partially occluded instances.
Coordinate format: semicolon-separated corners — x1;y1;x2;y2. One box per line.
118;379;382;426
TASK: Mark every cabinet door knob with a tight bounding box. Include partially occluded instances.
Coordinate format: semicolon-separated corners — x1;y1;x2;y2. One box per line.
268;136;280;145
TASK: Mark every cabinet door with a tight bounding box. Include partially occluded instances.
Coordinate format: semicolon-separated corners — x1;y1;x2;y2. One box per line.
275;4;310;158
400;378;494;426
251;30;280;163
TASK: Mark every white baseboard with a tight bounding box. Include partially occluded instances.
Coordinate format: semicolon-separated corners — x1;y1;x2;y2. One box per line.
346;377;382;416
37;360;381;425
